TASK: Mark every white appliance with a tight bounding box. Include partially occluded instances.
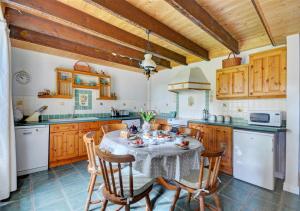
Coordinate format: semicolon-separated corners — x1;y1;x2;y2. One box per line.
15;125;49;176
233;129;274;190
122;119;141;128
248;110;284;127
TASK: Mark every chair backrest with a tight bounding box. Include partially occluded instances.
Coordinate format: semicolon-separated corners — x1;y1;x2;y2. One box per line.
198;150;224;193
83;131;98;173
101;123;128;135
178;127;201;140
95;147;135;200
160;124;172;132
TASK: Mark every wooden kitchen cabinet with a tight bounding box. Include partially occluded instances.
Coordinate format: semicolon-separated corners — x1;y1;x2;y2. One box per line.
249;47;286;98
50;127;79;167
216;64;249;99
49;120;122;167
188;123;233;175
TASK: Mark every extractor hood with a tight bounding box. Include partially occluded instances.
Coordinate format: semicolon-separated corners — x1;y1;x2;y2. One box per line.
168;67;211;92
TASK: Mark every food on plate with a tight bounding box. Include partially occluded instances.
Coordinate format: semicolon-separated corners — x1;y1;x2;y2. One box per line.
133;138;144;145
143;132;152;139
178;140;189;148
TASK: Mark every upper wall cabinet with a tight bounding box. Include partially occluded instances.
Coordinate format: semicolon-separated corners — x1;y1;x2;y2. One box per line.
216;64;249;99
249;47;287;98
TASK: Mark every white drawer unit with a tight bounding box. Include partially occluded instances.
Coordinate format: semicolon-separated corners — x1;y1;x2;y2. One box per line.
233;129;274;190
15;125;49;176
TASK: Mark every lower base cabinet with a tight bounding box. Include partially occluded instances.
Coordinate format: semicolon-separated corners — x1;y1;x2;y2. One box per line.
189;123;233;175
49;120;122;167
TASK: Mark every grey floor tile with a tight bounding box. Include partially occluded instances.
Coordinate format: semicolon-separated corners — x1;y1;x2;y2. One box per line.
242;196;279;211
0;196;33;211
35;199;71;211
33;188;64;208
67;191;101;211
32;179;60;194
58;173;85;186
250;187;282;205
220;182;251;203
281;191;300;210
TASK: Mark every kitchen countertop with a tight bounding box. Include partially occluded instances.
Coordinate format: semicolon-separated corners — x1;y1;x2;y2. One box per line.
15;115;141;126
189;119;286;133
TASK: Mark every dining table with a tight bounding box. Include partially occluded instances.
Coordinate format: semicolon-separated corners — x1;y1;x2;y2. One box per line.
99;130;205;190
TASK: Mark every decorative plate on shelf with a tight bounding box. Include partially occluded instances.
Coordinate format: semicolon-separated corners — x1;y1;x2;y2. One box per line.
14;70;31;85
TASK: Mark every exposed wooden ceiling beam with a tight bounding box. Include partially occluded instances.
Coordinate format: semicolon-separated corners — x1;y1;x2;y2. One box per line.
5;0;187;65
5;8;171;69
89;0;209;60
251;0;276;46
10;26;141;69
166;0;239;54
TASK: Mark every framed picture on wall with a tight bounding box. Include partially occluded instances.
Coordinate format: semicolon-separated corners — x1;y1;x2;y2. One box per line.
75;90;92;110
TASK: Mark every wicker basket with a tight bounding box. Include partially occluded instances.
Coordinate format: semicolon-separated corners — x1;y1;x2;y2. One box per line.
222;52;242;68
73;61;91;72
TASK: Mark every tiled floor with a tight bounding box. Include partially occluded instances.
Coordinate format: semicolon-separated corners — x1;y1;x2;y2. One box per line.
1;160;299;211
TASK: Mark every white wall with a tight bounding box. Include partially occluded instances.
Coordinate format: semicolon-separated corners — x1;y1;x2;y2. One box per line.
150;45;286;120
285;34;300;194
12;48;148;115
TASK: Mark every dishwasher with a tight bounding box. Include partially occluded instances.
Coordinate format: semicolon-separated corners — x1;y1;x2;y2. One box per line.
233;129;274;190
15;125;49;176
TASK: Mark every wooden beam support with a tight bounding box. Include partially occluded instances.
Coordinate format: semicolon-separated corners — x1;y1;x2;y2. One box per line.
5;8;171;68
166;0;239;54
89;0;209;60
5;0;187;65
251;0;276;46
9;26;141;69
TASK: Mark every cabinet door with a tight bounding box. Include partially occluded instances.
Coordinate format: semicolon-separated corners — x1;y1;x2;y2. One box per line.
231;66;248;97
50;131;79;162
249;48;286;98
78;129;101;156
216;71;232;98
215;126;232;175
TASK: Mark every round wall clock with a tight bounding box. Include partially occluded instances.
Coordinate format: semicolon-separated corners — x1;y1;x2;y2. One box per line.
14;70;31;85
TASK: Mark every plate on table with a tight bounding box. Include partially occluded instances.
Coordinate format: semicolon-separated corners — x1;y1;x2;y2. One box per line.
130;143;146;148
175;144;189;150
129;135;138;140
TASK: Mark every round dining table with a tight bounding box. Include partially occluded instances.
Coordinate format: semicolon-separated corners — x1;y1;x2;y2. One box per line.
99;130;204;189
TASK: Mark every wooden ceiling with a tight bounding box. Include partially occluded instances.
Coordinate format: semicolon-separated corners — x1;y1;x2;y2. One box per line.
2;0;300;72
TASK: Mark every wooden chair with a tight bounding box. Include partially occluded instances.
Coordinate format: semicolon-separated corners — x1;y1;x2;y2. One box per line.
151;123;172;132
101;123;128;135
178;127;202;140
83;131;103;211
95;148;154;211
170;150;224;211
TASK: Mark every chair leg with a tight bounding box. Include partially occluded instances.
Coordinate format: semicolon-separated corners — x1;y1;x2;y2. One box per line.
170;187;181;211
87;174;93;192
145;194;152;211
212;193;222;211
187;192;192;204
84;173;97;211
101;199;108;211
199;196;205;211
125;204;130;211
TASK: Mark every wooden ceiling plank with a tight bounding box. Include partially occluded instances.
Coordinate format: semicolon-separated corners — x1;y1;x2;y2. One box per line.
251;0;276;46
9;25;141;69
5;0;187;65
88;0;209;60
5;8;171;69
165;0;239;54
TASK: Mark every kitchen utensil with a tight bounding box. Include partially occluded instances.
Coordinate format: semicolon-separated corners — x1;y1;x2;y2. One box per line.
202;109;209;120
217;115;224;122
224;115;232;123
208;115;216;122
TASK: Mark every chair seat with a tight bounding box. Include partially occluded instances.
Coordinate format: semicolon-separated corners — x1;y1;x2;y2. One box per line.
112;166;154;198
176;169;209;190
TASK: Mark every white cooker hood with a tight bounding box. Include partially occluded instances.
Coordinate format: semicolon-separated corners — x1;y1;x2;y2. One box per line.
168;67;211;92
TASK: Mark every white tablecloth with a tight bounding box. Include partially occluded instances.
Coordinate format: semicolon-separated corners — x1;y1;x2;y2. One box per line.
99;130;204;180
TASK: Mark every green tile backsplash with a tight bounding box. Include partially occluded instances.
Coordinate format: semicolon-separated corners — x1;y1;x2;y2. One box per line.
75;89;92;110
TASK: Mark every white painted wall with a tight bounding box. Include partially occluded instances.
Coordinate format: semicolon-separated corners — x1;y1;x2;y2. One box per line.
12;48;148;115
150;45;286;119
284;34;300;194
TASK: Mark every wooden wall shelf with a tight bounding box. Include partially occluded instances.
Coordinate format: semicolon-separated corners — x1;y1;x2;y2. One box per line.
38;95;72;99
97;96;117;100
72;84;100;89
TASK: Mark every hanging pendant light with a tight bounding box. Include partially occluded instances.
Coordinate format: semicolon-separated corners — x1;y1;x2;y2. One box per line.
140;30;157;80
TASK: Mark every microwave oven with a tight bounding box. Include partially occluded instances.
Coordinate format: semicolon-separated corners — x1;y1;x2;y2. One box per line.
248;111;284;127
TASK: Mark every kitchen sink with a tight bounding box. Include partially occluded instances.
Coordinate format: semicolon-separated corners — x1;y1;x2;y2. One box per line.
48;117;98;122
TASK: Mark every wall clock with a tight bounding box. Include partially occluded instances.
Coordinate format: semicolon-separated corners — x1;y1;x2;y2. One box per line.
14;70;31;85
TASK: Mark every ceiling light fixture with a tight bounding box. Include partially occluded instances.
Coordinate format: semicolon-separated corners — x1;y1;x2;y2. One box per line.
140;29;157;80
